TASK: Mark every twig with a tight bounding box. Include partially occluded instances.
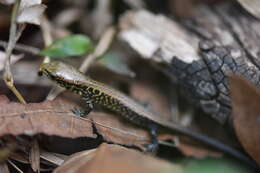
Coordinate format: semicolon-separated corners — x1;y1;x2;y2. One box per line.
15;23;26;43
0;40;40;55
79;26;116;72
3;0;26;104
40;15;53;64
46;26;116;100
7;160;24;173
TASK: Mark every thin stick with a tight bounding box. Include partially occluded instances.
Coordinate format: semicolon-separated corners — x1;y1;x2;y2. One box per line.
46;26;116;100
3;0;26;104
7;160;24;173
79;26;116;72
40;15;53;64
0;40;40;55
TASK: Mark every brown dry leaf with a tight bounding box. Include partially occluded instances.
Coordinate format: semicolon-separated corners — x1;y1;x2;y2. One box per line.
0;93;149;149
54;149;96;173
229;75;260;165
237;0;260;19
0;93;95;138
55;143;183;173
29;139;40;172
90;112;149;150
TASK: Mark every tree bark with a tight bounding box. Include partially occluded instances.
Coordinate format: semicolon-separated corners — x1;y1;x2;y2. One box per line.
118;2;260;125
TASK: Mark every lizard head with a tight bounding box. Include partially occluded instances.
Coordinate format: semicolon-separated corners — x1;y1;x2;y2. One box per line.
39;61;88;85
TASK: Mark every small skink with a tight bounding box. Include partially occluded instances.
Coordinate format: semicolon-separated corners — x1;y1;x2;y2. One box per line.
39;61;257;168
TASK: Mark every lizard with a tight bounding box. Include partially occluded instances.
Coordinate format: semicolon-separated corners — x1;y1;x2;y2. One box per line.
38;60;258;169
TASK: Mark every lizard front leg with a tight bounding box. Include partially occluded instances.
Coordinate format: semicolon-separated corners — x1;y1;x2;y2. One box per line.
72;94;94;117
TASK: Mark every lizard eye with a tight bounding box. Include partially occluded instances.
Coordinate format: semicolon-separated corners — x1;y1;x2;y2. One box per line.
38;71;43;76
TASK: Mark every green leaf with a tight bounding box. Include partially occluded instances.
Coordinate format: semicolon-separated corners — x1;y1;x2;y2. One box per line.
183;158;250;173
98;52;135;77
39;34;93;58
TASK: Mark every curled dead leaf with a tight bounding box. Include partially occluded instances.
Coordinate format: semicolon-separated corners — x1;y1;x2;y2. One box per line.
55;143;182;173
54;149;96;173
229;75;260;165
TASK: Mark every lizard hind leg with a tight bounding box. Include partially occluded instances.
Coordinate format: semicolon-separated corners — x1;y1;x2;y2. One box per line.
71;96;94;117
144;124;159;153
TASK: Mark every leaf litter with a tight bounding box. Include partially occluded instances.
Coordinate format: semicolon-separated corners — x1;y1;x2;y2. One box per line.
1;0;259;172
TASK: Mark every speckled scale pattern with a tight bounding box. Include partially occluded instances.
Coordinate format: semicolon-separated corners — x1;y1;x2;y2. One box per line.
51;74;153;127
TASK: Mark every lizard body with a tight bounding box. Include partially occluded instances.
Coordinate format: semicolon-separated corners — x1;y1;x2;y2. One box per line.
39;61;257;168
